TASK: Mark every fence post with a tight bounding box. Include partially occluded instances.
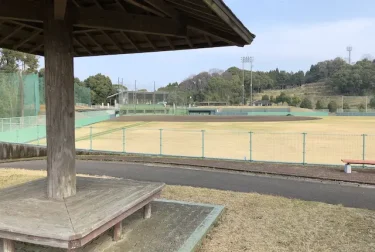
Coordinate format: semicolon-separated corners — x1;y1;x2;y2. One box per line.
249;131;253;161
89;126;93;151
302;133;307;165
122;128;126;153
1;119;3;132
37;125;39;146
159;129;163;155
201;130;205;158
16;130;19;143
362;134;367;168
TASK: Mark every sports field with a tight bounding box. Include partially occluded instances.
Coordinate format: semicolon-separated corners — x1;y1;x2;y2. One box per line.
35;116;375;165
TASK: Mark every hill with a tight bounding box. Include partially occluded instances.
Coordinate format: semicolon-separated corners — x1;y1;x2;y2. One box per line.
254;82;369;109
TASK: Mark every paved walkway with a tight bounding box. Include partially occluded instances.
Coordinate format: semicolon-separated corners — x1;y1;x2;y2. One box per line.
1;160;375;210
78;155;375;185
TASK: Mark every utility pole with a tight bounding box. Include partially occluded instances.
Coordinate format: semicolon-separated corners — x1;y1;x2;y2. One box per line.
346;46;353;64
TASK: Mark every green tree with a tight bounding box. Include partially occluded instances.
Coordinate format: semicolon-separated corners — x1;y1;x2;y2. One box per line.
290;96;301;106
343;103;350;110
83;74;113;104
261;94;269;101
328;101;338;113
300;98;313;109
358;103;365;112
0;49;39;73
369;97;375;109
315;100;326;109
275;92;291;105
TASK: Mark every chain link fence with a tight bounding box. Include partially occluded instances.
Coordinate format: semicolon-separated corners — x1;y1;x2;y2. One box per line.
9;127;370;166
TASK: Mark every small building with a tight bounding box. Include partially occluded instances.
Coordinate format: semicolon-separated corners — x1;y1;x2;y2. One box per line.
253;100;272;106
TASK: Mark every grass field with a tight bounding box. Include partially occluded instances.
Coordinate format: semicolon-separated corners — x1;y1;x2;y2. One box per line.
34;116;375;165
1;169;375;252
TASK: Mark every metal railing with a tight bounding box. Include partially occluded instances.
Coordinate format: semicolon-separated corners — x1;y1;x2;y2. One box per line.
10;126;373;166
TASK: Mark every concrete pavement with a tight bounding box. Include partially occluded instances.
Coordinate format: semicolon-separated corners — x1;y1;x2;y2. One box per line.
1;160;375;210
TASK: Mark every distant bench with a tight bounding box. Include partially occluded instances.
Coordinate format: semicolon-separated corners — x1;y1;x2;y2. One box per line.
341;159;375;173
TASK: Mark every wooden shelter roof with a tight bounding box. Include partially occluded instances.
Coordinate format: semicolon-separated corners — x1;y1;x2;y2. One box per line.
0;0;255;57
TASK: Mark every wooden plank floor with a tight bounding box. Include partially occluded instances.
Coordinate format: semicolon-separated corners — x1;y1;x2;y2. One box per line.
0;177;164;249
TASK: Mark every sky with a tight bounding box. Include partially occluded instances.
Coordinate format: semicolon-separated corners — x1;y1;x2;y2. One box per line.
40;0;375;90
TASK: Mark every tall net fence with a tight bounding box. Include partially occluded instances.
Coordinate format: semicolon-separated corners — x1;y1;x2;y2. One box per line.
0;72;91;119
0;72;39;118
39;77;91;106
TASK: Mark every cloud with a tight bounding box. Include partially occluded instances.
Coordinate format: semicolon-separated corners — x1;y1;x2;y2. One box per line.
197;18;375;68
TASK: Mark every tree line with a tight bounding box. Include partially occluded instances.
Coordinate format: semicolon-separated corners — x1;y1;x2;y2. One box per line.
159;56;375;105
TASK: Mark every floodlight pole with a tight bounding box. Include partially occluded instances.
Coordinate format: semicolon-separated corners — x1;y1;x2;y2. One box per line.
241;57;246;106
249;57;254;106
241;56;254;106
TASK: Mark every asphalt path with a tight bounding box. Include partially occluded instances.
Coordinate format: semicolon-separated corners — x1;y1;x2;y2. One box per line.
1;160;375;210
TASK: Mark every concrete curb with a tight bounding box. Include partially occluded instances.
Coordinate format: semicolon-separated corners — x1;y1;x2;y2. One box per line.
156;199;225;252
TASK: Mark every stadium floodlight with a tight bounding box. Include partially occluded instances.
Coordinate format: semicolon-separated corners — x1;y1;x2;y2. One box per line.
241;56;254;105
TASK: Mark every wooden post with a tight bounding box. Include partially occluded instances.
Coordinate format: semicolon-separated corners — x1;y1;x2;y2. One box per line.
113;221;123;241
44;0;76;199
144;203;151;219
2;239;15;252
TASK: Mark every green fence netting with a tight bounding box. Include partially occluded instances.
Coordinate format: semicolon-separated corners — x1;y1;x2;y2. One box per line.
0;72;91;118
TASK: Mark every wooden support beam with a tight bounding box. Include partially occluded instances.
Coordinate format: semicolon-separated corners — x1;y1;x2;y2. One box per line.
113;221;122;241
72;0;80;7
14;30;41;50
0;0;43;22
102;30;124;53
0;1;187;37
0;24;24;44
123;0;166;17
204;34;213;46
2;239;15;252
144;203;151;219
85;32;109;54
54;0;68;20
145;0;178;19
30;43;44;54
202;0;254;43
44;0;76;199
186;36;193;48
76;8;187;37
92;0;103;9
121;32;140;52
164;37;175;49
144;35;157;50
74;37;93;55
187;18;244;46
114;0;127;11
8;20;43;31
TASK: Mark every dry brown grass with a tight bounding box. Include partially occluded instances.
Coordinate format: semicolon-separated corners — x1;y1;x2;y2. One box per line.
163;186;375;252
1;170;375;252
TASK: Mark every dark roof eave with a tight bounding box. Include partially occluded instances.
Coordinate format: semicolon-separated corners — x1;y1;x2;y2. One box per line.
202;0;256;45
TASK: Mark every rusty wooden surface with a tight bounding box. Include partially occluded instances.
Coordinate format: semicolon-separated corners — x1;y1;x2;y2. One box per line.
113;222;122;242
2;239;15;252
144;203;152;219
0;177;164;249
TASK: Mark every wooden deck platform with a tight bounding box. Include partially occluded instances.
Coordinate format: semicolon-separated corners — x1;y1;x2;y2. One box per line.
0;177;164;250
